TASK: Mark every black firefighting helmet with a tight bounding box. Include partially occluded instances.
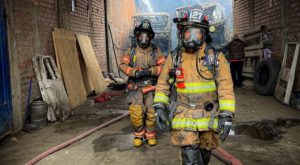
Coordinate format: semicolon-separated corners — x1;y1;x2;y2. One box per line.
134;19;155;48
174;8;215;53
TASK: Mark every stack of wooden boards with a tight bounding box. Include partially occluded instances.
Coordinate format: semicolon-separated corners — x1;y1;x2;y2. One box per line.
52;28;107;109
274;42;300;105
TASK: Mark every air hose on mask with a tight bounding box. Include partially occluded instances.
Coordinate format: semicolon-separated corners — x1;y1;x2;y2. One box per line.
196;47;219;80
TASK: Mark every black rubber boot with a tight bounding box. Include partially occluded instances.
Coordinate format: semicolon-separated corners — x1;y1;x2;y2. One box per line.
181;144;204;165
200;148;212;165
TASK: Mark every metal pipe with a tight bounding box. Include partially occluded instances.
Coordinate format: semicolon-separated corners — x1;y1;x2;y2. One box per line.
104;0;110;72
108;24;121;77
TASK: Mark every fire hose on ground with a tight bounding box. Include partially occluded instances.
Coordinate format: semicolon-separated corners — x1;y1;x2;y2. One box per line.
25;112;130;165
25;111;242;165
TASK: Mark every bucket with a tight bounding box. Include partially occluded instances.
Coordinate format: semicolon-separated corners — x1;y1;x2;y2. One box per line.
291;91;300;110
30;100;48;127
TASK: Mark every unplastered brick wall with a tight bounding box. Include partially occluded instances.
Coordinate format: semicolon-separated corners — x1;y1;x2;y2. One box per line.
233;0;300;91
5;0;106;132
92;0;106;69
64;0;106;69
6;0;59;131
69;0;91;34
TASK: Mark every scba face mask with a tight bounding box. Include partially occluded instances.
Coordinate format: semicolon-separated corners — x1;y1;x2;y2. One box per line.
137;32;151;48
182;27;205;53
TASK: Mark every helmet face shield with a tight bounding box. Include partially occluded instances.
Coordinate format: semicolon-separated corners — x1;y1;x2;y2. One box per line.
137;32;151;48
182;27;205;53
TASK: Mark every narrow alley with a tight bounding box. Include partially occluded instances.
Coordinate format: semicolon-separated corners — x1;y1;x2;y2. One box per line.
0;0;300;165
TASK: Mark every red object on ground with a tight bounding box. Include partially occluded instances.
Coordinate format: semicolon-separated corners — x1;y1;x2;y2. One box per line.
94;91;125;102
25;112;129;165
230;59;244;62
212;147;243;165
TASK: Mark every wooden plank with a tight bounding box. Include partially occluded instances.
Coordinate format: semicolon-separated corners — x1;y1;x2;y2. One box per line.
53;29;86;109
54;28;94;95
284;44;299;104
242;72;254;78
32;55;57;121
76;34;107;93
52;30;62;76
274;82;286;102
275;43;300;105
245;45;263;51
245;49;262;57
280;68;290;82
243;66;255;73
78;51;94;94
39;55;71;120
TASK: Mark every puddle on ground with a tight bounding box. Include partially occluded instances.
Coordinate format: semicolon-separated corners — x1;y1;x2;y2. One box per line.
232;118;300;140
93;133;135;152
93;133;149;153
93;125;166;153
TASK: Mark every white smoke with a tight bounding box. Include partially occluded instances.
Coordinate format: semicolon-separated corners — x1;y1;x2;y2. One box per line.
141;0;154;13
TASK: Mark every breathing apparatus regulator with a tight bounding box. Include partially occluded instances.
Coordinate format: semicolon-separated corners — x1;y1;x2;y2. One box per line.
172;7;219;81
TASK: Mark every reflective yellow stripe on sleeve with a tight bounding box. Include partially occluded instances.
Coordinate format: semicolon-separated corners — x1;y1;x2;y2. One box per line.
219;99;235;112
176;81;217;94
154;92;169;105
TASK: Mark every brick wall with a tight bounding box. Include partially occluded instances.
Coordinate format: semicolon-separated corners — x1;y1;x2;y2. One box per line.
92;0;107;68
5;0;107;132
6;0;60;131
60;0;106;69
234;0;300;91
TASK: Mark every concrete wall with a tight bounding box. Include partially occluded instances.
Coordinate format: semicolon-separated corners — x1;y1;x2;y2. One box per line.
233;0;300;91
4;0;107;132
107;0;136;75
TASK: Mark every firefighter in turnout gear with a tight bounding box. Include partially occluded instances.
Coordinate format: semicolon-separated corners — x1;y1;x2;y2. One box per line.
119;19;166;147
154;9;235;165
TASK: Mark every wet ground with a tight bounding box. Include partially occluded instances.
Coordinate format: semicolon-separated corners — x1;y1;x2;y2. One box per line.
1;80;300;165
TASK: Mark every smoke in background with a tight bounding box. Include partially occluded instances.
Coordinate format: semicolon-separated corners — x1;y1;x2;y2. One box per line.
134;0;233;50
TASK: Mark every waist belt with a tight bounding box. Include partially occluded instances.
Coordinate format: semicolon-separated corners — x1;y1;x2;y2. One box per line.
178;102;204;110
178;100;218;110
128;78;157;87
135;80;153;86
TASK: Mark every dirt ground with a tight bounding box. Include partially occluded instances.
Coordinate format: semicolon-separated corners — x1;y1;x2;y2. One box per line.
1;80;300;165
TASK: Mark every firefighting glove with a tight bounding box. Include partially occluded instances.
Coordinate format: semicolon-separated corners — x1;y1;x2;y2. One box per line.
154;103;169;132
216;112;233;141
135;69;151;78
